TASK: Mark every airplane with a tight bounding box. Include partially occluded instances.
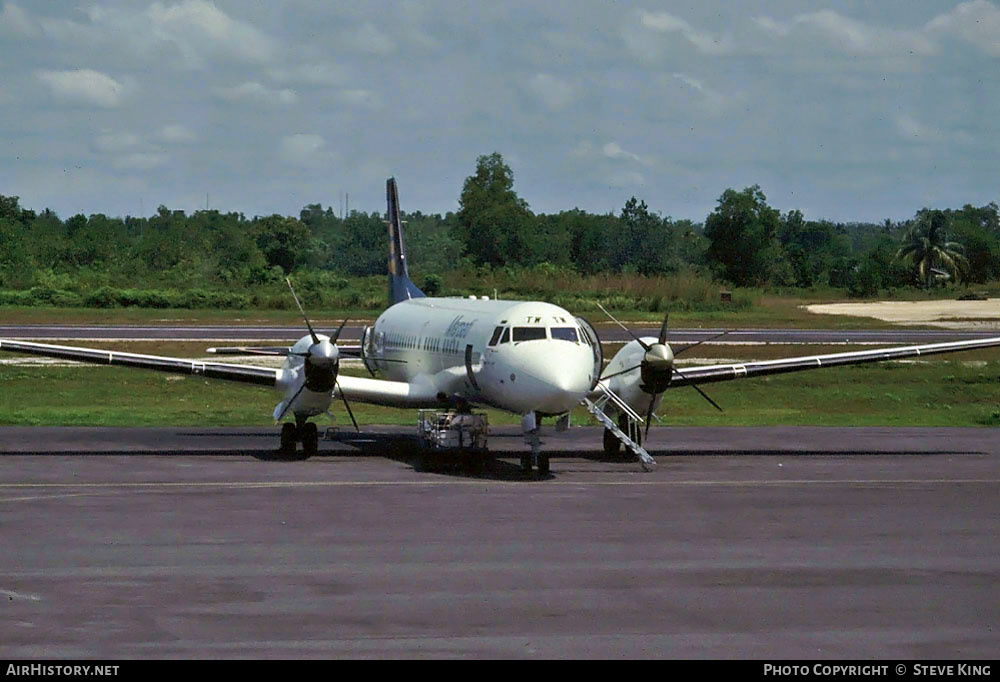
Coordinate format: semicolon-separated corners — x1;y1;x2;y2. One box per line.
2;177;1000;475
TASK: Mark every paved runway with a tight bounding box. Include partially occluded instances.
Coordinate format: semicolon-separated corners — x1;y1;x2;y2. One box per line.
1;426;997;658
3;324;998;344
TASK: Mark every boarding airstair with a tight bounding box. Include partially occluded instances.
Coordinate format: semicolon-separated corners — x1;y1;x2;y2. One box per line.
583;382;656;471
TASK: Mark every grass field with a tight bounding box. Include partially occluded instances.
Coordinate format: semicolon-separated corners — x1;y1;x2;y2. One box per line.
2;345;997;429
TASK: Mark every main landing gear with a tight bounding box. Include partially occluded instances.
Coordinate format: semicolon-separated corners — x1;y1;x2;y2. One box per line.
602;414;641;459
279;419;319;459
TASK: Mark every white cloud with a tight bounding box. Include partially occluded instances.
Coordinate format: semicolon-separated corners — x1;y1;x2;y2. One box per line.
215;81;297;106
607;169;646;188
144;0;276;66
33;1;277;69
268;63;349;87
636;10;732;55
753;9;936;57
279;133;328;166
670;73;730;116
91;130;170;169
573;140;648;165
36;69;125;108
339;22;394;55
894;113;974;146
527;73;574;111
94;131;142;153
158;124;197;143
111;152;169;170
895;114;936;141
602;142;642;164
926;0;1000;56
0;2;37;36
339;89;381;109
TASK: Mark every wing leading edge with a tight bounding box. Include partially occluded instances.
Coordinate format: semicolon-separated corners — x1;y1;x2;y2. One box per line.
668;337;1000;388
0;339;278;386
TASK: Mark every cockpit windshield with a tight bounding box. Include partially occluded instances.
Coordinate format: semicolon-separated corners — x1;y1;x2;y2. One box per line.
550;327;578;343
488;326;504;346
512;327;546;342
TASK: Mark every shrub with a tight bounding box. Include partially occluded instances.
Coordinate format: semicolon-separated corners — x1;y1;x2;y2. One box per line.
0;290;32;305
26;286;82;307
84;286;118;308
422;274;443;296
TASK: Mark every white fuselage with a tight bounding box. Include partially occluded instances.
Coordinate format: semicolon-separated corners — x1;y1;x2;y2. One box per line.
366;297;597;415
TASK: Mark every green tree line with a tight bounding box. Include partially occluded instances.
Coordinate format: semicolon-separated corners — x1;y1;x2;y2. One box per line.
1;153;998;309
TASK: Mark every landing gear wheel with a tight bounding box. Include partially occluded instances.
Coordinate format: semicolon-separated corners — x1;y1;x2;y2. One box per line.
300;422;319;458
537;453;550;476
464;454;481;475
520;453;533;474
603;427;622;456
279;422;297;458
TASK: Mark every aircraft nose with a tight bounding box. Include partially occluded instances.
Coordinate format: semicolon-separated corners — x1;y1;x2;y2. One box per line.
520;344;592;412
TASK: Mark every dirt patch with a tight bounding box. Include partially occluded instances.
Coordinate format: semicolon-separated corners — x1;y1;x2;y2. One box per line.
806;299;1000;329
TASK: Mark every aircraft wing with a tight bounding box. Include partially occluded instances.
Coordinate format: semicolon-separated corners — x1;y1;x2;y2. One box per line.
667;337;1000;388
206;346;291;356
207;344;363;358
0;339;278;386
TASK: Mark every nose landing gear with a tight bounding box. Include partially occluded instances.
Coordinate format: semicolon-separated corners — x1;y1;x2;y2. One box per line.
520;411;550;476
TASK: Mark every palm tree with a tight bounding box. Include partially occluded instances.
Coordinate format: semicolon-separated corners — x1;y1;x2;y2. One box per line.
894;211;968;289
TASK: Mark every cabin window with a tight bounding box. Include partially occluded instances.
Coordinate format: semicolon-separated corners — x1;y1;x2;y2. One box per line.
488;326;504;346
512;327;547;342
551;327;578;343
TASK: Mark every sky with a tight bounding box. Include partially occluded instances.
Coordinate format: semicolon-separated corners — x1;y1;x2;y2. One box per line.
1;1;998;224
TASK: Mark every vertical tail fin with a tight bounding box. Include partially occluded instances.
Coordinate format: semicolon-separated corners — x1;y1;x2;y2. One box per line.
386;177;425;306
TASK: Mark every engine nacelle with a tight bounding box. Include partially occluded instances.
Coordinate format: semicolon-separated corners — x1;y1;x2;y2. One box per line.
602;339;665;418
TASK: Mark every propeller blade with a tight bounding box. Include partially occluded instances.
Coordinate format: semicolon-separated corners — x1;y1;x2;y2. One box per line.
330;318;350;344
672;366;724;412
658;312;669;346
600;363;642;381
275;381;306;423
596;302;650;351
673;330;730;357
286;277;320;345
644;397;655;438
337;380;361;432
691;382;724;413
